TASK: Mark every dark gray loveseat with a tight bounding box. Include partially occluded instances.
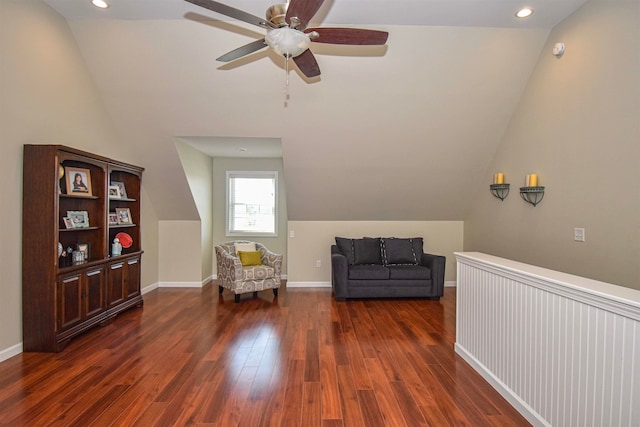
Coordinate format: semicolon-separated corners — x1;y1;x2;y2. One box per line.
331;237;445;300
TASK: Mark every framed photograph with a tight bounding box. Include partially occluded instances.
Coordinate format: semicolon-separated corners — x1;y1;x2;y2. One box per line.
76;243;90;262
116;208;132;225
111;181;127;199
63;217;75;229
65;167;92;196
67;210;89;228
108;212;118;225
108;185;122;199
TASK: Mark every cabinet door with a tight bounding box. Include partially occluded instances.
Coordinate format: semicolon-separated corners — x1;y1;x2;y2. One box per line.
107;262;126;308
125;257;141;299
58;274;82;331
85;267;105;318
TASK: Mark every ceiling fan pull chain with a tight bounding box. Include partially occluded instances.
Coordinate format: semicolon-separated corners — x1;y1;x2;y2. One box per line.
284;55;291;105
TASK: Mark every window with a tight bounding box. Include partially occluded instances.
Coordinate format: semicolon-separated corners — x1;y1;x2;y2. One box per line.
226;171;277;237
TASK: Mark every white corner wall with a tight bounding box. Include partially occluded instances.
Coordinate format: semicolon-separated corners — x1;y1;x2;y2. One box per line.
464;0;640;290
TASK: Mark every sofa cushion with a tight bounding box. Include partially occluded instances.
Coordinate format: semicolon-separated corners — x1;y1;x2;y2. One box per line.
353;238;382;265
238;250;262;266
387;265;432;280
241;265;275;280
382;238;421;265
335;237;356;264
235;241;256;253
348;264;390;280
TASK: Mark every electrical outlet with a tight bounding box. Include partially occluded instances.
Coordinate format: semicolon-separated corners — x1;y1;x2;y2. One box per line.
574;228;585;242
289;230;295;238
315;260;321;268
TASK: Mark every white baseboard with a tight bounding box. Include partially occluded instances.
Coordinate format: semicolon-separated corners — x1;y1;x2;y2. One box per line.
286;280;453;289
158;281;204;288
455;343;546;427
286;281;331;288
0;342;23;363
141;282;159;294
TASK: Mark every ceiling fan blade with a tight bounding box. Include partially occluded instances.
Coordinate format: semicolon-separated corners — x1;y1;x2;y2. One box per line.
293;49;321;78
285;0;325;29
217;39;267;62
184;0;273;29
306;27;389;45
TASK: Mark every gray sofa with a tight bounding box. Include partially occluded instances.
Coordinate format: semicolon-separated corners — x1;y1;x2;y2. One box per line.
331;237;445;300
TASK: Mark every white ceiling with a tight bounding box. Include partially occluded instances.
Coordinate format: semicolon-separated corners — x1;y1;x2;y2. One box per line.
37;0;590;221
177;136;283;157
43;0;588;28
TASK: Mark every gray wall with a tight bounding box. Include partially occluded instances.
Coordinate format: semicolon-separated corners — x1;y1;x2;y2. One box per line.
464;0;640;289
0;0;160;354
175;140;214;280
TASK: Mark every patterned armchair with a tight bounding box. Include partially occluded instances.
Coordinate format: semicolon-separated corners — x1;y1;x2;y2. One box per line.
215;241;282;303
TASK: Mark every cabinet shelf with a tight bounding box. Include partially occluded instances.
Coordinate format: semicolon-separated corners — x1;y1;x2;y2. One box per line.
109;197;136;202
60;194;100;200
109;224;136;229
60;226;100;232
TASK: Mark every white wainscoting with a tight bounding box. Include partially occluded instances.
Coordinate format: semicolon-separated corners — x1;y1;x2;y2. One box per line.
455;252;640;427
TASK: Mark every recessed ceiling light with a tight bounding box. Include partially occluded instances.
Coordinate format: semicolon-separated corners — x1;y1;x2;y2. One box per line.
516;7;534;18
91;0;109;9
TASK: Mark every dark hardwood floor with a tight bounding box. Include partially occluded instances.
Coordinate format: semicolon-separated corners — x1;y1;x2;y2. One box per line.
0;286;530;426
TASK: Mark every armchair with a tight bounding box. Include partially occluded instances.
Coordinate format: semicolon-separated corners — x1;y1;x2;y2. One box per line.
215;241;282;303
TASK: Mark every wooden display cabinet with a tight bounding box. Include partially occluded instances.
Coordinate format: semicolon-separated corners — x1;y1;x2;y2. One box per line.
22;145;144;352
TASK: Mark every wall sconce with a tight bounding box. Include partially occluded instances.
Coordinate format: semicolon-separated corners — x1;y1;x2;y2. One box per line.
490;184;510;201
490;173;510;201
520;174;545;206
489;173;509;201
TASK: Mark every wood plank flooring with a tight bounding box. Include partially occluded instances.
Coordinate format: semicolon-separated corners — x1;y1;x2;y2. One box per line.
0;286;530;426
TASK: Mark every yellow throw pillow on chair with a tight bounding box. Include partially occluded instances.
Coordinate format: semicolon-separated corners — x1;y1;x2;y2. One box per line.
238;251;262;266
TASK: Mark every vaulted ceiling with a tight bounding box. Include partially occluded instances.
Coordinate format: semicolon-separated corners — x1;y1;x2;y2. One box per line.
41;0;588;221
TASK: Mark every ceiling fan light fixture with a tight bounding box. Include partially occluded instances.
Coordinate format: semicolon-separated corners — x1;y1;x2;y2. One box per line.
265;27;311;58
91;0;109;9
515;7;534;18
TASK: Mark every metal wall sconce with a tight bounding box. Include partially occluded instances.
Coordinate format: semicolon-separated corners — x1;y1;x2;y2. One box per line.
520;173;544;207
520;187;545;206
490;184;510;201
490;173;509;201
520;174;544;206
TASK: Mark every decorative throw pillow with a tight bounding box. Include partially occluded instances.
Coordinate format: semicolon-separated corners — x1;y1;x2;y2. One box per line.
382;238;419;265
410;237;424;261
353;237;382;265
238;251;262;266
335;237;356;264
235;242;256;253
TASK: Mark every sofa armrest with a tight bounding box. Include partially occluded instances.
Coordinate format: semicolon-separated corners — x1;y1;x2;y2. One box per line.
421;253;446;297
215;246;243;282
331;245;349;300
259;247;283;277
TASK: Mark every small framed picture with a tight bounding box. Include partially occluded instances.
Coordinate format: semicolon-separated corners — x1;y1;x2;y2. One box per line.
116;208;132;225
108;212;118;225
111;181;127;199
67;210;89;228
76;243;90;262
65;167;93;197
108;185;122;199
63;217;75;229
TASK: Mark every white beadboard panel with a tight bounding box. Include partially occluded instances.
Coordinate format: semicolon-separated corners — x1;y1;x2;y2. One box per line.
455;252;640;427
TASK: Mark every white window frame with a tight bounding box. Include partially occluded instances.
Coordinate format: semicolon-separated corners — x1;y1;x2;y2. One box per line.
226;171;278;237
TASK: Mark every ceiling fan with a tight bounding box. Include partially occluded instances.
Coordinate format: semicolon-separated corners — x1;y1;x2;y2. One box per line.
185;0;389;78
